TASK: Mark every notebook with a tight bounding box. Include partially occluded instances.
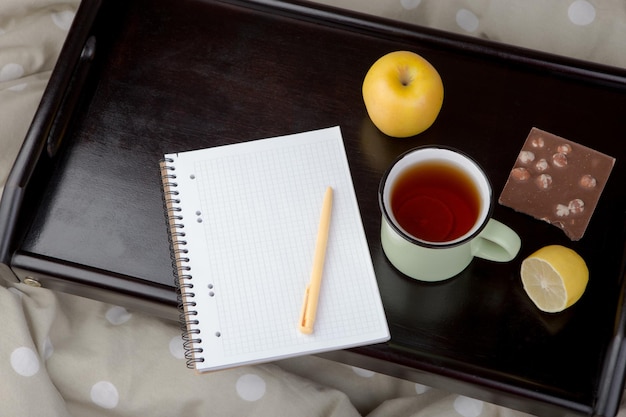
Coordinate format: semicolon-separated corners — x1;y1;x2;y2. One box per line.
160;126;390;372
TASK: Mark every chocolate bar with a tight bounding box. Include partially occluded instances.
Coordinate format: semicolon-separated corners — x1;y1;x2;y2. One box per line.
499;127;615;241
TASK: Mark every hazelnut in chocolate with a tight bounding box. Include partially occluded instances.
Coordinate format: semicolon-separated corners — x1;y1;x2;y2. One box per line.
499;127;615;241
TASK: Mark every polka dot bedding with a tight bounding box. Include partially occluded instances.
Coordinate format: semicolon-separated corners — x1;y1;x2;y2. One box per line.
1;1;624;416
311;0;626;69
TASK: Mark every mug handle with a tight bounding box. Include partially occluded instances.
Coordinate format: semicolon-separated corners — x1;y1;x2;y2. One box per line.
471;219;521;262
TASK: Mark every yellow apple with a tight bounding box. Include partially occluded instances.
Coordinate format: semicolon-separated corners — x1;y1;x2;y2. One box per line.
362;51;444;138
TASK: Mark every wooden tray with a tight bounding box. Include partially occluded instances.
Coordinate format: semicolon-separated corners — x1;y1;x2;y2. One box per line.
2;0;626;415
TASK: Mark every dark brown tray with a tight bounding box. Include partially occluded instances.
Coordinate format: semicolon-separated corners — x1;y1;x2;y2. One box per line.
2;0;626;415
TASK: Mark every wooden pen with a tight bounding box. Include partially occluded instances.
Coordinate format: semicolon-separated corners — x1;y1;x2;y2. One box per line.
298;186;333;334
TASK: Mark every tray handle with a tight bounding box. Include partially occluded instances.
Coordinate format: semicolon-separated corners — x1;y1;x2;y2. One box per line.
47;35;96;157
0;0;102;267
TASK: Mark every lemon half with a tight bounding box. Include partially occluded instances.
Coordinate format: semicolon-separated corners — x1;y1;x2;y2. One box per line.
520;245;589;313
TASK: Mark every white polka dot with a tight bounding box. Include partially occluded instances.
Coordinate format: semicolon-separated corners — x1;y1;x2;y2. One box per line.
415;383;430;394
456;9;480;33
51;10;75;31
351;366;376;378
568;0;596;26
453;395;484;417
105;306;132;325
10;347;40;377
169;335;185;359
236;373;266;401
43;337;54;360
91;381;119;409
400;0;421;10
0;63;25;83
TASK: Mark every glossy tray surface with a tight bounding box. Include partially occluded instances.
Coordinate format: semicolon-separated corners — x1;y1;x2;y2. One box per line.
10;0;626;415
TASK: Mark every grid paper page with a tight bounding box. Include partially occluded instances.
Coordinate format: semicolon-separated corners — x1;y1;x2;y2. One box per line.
165;126;389;371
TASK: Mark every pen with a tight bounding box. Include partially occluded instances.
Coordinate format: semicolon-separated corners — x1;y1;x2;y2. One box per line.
299;186;333;334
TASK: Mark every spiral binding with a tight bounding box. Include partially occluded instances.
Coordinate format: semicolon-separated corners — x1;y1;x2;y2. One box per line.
159;158;204;369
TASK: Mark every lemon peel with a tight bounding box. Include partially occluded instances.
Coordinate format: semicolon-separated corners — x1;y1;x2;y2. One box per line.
520;245;588;313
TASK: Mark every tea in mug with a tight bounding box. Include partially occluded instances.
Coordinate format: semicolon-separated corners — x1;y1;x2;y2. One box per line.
390;161;481;243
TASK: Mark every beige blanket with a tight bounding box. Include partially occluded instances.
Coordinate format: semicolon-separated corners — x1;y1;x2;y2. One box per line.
1;1;624;416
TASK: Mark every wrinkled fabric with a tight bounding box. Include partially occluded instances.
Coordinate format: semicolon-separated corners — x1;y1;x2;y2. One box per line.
1;1;624;416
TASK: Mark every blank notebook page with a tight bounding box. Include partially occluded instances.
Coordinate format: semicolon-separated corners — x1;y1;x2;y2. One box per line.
163;126;389;372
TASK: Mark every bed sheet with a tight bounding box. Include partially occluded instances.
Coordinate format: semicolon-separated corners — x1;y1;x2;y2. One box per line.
312;0;626;69
1;1;625;416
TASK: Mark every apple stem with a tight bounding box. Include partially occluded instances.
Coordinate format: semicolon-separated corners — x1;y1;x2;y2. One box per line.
398;66;414;86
